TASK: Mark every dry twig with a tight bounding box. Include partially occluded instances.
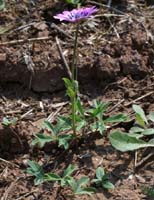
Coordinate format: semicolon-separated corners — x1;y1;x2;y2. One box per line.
125;91;154;107
55;36;72;79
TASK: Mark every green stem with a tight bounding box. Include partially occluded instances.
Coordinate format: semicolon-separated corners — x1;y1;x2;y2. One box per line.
71;23;80;81
71;22;80;137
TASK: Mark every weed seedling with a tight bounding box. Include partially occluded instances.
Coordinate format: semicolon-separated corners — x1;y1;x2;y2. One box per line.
2;117;17;127
68;176;95;196
92;167;114;190
32;119;73;149
44;164;77;186
110;104;154;151
26;160;44;185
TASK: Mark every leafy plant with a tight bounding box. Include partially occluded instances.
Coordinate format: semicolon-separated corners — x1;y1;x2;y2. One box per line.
92;167;114;190
26;160;44;185
2;117;17;126
109;131;154;152
45;165;95;196
44;164;77;186
32;120;73;149
88;100;128;135
0;0;5;11
109;104;154;152
141;185;154;198
69;176;95;195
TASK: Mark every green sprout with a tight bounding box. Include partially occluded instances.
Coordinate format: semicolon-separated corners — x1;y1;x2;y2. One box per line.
32;119;73;150
92;167;114;190
26;160;44;185
110;104;154;152
44;164;77;186
2;117;17;127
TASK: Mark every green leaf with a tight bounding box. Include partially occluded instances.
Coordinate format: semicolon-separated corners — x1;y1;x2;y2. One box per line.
34;176;44;185
148;112;154;122
63;78;73;88
0;0;5;11
26;160;44;185
103;181;114;190
76;97;85;117
61;176;74;186
57;116;72;131
58;134;73;149
75;187;96;195
72;177;94;195
68;178;77;190
2;117;17;126
42;121;55;134
32;133;54;147
88;101;109;119
129;133;144;139
27;160;43;173
90;121;106;135
136;114;146;128
142;129;154;136
109;131;154;152
149;138;154;144
63;78;78;98
77;176;89;187
44;173;61;181
2;117;11;126
129;126;144;133
133;105;148;126
76;120;86;132
63;165;77;177
96;167;105;180
104;114;128;123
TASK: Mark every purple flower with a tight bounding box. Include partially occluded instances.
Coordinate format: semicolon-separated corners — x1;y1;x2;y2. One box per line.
53;6;98;22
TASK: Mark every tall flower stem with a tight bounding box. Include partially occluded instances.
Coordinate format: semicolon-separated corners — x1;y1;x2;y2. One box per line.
71;22;80;137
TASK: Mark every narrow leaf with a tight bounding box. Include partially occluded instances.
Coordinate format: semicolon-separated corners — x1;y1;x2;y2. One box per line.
75;187;96;195
43;121;55;134
133;105;148;125
105;114;128;123
63;165;77;177
44;173;61;181
32;133;54;147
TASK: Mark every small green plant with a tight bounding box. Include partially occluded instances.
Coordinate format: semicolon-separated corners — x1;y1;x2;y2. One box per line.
88;100;128;135
32;98;128;150
32;119;73;149
110;104;154;152
27;163;95;196
0;0;5;11
26;160;44;185
44;164;77;186
2;117;17;127
69;176;95;195
92;167;114;190
141;185;154;198
45;164;95;196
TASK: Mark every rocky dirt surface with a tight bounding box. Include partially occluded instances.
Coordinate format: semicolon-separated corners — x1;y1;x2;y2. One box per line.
0;0;154;199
